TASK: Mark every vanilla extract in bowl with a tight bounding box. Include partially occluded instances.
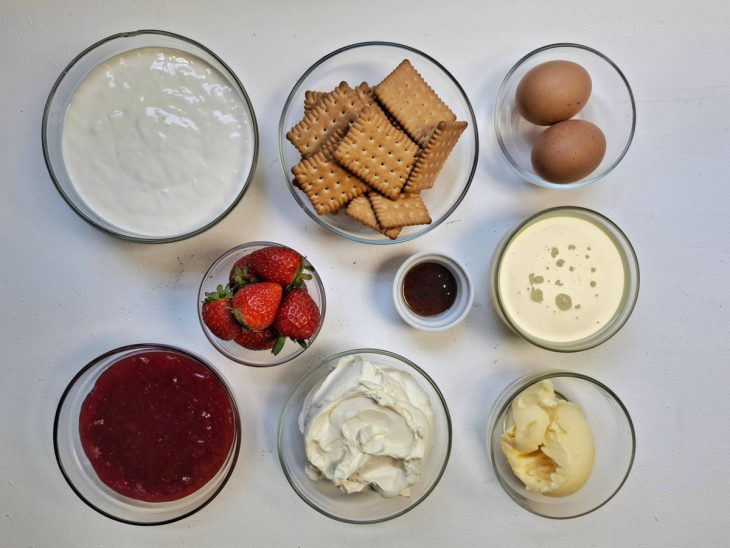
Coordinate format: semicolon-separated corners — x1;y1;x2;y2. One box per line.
403;261;458;316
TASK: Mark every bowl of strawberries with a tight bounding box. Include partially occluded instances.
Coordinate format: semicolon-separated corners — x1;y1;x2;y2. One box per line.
198;242;326;367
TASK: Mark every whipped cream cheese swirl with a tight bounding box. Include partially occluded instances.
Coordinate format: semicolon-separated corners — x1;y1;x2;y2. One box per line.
298;354;434;498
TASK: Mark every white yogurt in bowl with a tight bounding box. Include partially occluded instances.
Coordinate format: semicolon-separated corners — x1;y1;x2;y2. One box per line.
44;31;258;242
491;207;639;351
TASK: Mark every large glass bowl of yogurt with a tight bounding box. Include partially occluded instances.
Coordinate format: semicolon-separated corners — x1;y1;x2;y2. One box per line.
43;30;258;242
277;349;452;523
53;343;241;525
490;206;639;352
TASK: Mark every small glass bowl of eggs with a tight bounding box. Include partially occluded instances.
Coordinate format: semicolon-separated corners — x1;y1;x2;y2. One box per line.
494;43;636;189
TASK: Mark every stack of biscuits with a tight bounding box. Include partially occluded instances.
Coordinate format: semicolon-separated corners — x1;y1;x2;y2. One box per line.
287;59;468;240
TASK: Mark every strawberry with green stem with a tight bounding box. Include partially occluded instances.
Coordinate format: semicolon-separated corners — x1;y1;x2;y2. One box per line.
229;255;258;289
202;284;240;341
230;282;283;332
235;326;278;351
273;288;321;353
247;246;314;289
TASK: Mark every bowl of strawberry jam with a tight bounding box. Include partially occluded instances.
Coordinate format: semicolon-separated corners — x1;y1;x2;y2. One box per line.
54;344;240;525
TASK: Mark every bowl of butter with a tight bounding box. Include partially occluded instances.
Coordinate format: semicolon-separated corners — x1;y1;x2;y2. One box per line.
487;371;635;519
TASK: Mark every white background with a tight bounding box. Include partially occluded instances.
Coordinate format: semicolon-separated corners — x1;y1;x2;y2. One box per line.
1;1;728;546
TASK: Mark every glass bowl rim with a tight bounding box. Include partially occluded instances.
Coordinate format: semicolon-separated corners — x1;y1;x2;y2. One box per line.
197;241;327;367
277;40;479;245
41;29;260;243
52;342;242;526
277;347;453;524
493;42;637;189
492;205;640;352
488;369;636;519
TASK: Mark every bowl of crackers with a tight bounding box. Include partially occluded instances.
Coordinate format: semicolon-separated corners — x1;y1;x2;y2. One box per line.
279;42;478;244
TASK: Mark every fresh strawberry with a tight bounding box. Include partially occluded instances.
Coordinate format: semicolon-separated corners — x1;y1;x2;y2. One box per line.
274;288;321;343
229;254;258;289
247;246;313;288
230;282;283;331
234;326;278;350
202;284;240;341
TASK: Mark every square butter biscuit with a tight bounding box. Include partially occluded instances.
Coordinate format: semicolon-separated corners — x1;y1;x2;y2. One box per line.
374;59;456;146
346;194;402;239
287;82;365;158
369;192;431;229
292;152;369;215
405;120;467;193
334;106;419;200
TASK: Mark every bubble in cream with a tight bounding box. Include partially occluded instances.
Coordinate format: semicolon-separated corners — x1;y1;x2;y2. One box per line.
555;293;572;311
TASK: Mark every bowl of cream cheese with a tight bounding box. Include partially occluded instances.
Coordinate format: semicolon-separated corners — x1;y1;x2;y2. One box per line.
487;371;635;519
43;30;258;242
277;349;451;523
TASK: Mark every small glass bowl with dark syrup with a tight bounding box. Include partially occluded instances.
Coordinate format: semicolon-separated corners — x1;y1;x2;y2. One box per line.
393;252;474;331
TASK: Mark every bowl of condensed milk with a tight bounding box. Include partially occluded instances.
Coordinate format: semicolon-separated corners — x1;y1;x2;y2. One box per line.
43;30;258;242
490;207;639;352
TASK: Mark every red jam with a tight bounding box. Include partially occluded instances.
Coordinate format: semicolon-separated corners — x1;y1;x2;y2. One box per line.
403;261;458;317
79;350;235;502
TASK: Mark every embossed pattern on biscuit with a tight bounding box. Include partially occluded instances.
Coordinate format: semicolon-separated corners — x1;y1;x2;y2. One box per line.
369;192;432;229
405;120;467;193
374;59;456;146
354;82;390;120
292;151;369;215
334;106;419;200
318;125;349;161
356;81;406;132
291;126;348;190
346;194;402;239
287;82;365;158
303;90;326;113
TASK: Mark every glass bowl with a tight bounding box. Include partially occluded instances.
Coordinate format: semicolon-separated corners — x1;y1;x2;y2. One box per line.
53;343;241;525
42;30;259;243
278;41;478;244
278;349;452;523
487;371;635;519
198;242;326;367
494;43;635;189
490;206;639;352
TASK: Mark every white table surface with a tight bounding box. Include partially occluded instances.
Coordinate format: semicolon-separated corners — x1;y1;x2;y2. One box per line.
1;1;728;546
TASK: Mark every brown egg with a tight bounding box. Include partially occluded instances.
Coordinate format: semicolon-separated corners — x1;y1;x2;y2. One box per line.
516;60;592;125
531;120;606;183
